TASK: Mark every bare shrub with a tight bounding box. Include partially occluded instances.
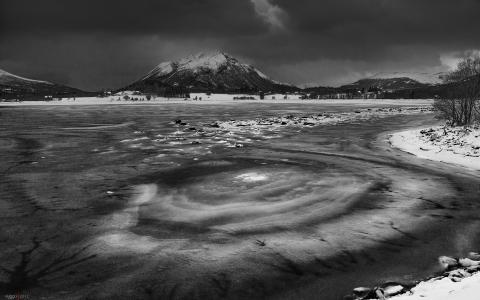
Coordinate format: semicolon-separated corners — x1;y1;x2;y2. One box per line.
434;55;480;126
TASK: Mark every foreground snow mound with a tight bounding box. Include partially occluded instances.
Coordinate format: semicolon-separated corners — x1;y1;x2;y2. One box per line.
391;273;480;300
346;253;480;300
392;254;480;299
390;125;480;170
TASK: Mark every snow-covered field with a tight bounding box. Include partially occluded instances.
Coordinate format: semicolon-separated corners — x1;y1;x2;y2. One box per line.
390;125;480;171
189;92;305;100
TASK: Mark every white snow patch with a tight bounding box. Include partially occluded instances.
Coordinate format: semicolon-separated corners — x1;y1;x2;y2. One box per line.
391;272;480;300
178;52;230;71
143;61;174;78
254;68;270;79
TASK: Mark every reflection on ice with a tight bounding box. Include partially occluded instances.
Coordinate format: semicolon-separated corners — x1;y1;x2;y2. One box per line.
98;232;160;253
235;172;268;182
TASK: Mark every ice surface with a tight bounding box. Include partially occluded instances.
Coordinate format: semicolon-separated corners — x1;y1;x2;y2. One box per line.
4;102;478;300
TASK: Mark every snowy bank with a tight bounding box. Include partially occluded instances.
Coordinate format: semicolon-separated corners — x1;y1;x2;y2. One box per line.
390;125;480;171
346;254;480;300
391;271;480;300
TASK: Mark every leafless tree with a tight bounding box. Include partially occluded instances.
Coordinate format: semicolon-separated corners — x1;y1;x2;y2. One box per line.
433;55;480;126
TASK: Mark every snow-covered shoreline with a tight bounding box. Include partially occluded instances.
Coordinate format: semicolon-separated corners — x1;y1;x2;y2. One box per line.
390;125;480;171
0;97;433;106
391;271;480;300
346;254;480;300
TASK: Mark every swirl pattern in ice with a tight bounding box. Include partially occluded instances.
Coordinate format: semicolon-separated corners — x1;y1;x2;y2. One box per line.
96;152;457;299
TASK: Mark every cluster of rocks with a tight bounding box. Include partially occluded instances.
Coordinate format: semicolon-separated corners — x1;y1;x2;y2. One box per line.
438;253;480;280
119;107;433;161
166;107;432;151
344;252;480;300
345;282;407;300
213;107;432;133
420;128;442;142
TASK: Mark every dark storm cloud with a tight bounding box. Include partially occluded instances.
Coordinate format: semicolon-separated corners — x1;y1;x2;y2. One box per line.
0;0;266;36
1;0;480;90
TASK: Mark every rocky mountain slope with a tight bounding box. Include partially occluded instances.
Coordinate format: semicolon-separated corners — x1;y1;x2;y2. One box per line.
122;52;299;94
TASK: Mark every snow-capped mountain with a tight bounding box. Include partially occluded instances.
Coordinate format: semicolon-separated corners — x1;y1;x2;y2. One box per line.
0;68;84;99
124;51;298;94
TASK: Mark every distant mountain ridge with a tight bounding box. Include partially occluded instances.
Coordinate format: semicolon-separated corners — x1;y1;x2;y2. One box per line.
122;51;299;94
1;52;468;100
380;73;480;99
123;53;467;98
305;76;432;98
366;71;447;85
339;77;428;91
0;68;86;100
306;72;480;99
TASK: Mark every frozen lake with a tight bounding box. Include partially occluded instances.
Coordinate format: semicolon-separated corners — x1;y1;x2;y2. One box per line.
1;102;480;299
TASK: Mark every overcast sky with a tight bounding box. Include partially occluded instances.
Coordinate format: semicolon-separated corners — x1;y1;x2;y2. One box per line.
1;0;480;91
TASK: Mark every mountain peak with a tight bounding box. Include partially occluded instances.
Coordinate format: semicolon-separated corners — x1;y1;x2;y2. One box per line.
128;51;298;94
186;50;230;60
144;51;237;79
178;51;236;71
